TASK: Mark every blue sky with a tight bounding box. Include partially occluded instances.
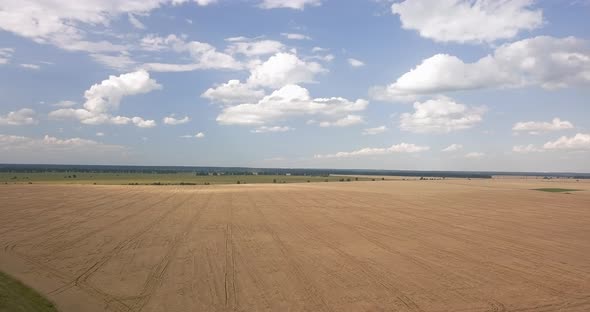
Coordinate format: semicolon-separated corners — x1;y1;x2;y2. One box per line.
0;0;589;172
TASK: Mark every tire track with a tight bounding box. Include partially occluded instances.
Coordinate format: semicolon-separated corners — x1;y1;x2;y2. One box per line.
130;191;213;312
9;188;144;247
36;191;179;257
263;190;425;312
244;191;336;312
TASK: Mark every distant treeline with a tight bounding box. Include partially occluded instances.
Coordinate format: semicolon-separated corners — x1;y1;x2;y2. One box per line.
0;164;590;179
1;164;589;179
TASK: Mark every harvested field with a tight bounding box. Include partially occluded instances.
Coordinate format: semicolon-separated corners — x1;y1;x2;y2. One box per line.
1;179;590;311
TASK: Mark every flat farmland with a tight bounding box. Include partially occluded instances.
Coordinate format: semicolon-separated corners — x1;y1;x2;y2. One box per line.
1;179;590;311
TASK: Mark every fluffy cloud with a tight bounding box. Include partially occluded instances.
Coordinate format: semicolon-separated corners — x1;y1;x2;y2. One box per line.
163;115;191;125
251;126;293;133
441;144;463;152
52;100;77;108
0;1;216;53
399;97;485;133
319;115;364;127
281;33;311;40
512;118;574;134
259;0;321;10
0;48;14;64
371;36;590;100
180;132;205;139
0;108;38;126
201;52;326;106
314;143;430;159
226;39;285;57
49;70;160;127
543;133;590;150
362;126;387;135
90;53;136;71
20;63;40;70
216;84;368;126
348;58;365;68
201;80;265;104
247;53;326;88
142;35;243;72
391;0;542;43
464;152;484;158
0;2;140;52
194;0;217;5
128;13;146;30
0;134;127;163
83;70;160;113
512;144;542;153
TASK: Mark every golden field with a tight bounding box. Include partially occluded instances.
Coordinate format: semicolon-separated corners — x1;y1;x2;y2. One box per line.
1;179;589;311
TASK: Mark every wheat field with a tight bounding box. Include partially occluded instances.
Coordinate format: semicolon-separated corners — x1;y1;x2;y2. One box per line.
1;179;589;311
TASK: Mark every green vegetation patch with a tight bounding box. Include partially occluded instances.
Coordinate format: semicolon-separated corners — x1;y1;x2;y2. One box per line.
532;188;581;193
0;271;58;312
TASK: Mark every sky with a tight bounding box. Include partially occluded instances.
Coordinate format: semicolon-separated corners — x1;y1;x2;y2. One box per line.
0;0;589;172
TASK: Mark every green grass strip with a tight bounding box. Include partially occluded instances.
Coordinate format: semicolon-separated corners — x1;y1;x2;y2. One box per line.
532;188;581;193
0;271;58;312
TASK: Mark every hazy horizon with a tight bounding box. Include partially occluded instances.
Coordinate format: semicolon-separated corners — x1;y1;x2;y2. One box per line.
1;0;589;172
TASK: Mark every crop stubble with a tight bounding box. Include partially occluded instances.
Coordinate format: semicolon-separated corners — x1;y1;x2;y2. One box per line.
1;180;589;311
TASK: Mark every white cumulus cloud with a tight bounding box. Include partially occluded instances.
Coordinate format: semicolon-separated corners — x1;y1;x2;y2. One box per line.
251;126;293;133
226;39;285;57
201;80;265;104
391;0;543;43
513;144;542;153
142;34;243;72
442;144;463;152
314;143;430;159
464;152;485;158
348;58;365;67
52;100;77;108
543;133;590;150
371;36;590;101
163;115;191;125
0;108;38;126
259;0;321;10
362;126;388;135
20;63;40;70
216;84;368;126
399;97;485;133
319;115;364;127
0;48;14;64
128;13;146;30
181;132;205;139
247;52;326;88
49;70;160;127
512;118;574;134
281;33;311;40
